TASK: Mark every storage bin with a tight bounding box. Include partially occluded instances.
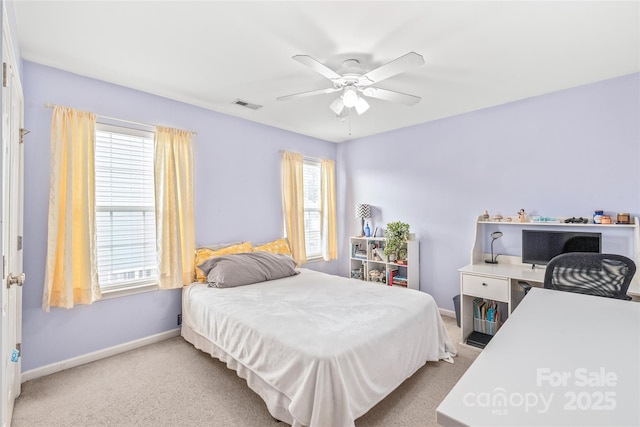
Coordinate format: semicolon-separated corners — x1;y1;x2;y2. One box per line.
473;318;501;336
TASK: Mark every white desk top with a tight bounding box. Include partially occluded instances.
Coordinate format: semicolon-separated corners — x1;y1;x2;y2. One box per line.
437;288;640;426
459;262;546;283
459;263;640;297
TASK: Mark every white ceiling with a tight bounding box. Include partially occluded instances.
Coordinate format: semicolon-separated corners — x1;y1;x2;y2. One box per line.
13;1;640;143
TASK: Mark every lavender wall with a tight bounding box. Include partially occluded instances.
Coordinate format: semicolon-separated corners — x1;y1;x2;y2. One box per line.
20;58;639;372
337;73;640;310
22;62;337;371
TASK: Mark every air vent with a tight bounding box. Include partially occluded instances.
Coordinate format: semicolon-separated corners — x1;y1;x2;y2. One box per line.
232;99;262;110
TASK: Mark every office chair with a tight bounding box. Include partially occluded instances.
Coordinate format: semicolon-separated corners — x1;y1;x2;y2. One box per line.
520;253;636;300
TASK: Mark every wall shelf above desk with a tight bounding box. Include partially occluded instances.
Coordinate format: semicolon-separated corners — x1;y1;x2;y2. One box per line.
477;215;636;228
471;215;639;272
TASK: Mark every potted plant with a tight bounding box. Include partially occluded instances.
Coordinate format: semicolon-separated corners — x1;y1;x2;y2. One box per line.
383;221;410;262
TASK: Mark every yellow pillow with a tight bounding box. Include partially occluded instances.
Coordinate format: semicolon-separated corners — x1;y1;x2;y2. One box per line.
253;238;292;256
194;242;253;282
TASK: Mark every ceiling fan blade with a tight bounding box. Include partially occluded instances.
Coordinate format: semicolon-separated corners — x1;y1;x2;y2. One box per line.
360;52;425;85
361;87;421;106
293;55;343;82
277;87;340;101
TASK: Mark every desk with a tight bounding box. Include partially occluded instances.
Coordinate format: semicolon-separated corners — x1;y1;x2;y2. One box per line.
437;288;640;426
459;263;546;346
459;262;640;347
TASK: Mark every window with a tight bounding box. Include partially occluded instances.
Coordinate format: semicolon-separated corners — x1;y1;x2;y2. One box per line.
95;123;157;291
303;159;322;259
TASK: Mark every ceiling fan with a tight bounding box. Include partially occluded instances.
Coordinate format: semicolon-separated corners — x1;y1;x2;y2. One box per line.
277;52;425;116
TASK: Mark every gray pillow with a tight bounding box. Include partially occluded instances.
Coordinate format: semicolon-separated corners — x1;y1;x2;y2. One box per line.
199;252;299;288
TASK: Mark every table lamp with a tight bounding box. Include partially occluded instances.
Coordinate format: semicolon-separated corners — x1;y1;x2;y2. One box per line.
355;204;371;237
485;231;503;264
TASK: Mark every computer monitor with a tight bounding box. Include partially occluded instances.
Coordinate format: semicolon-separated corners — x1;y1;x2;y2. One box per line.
522;230;601;266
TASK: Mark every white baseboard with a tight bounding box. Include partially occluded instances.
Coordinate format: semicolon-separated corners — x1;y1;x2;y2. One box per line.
439;308;456;319
21;328;181;383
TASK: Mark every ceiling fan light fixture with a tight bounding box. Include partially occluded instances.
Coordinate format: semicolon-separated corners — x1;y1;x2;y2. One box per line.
354;97;370;115
342;88;358;108
329;97;345;115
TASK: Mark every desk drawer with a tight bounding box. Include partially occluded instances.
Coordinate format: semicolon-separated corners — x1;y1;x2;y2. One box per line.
462;274;509;301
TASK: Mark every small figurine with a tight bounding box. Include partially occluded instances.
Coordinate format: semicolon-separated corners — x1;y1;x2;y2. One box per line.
369;269;382;282
518;209;526;222
481;210;490;221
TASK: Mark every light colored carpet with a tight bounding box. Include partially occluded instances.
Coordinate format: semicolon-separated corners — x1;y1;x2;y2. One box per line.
12;315;477;427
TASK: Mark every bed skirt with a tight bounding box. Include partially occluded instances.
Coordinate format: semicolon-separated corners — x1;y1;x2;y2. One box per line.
182;323;296;425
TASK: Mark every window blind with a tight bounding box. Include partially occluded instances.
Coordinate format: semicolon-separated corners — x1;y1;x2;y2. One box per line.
303;159;322;258
95;124;158;290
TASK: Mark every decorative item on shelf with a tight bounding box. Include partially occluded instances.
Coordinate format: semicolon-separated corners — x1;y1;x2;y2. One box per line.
355;204;371;237
374;248;387;262
485;231;503;264
518;209;526;222
351;269;362;280
481;210;490;221
601;215;612;224
369;269;382;282
492;215;503;222
530;216;559;223
593;210;603;224
617;213;631;224
564;217;589;224
396;259;408;266
383;221;410;262
364;222;371;237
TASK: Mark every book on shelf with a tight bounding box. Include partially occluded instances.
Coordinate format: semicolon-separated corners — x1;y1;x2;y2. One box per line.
386;267;398;286
353;246;367;259
392;276;407;285
472;298;501;335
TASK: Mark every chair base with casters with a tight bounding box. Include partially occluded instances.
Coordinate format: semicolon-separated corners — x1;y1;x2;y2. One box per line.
520;253;636;301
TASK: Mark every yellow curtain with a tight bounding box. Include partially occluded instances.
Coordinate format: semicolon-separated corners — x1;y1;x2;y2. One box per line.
282;151;307;265
321;159;337;260
43;106;101;311
155;126;195;289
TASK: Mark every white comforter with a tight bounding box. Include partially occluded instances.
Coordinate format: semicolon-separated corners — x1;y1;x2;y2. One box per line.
182;268;456;427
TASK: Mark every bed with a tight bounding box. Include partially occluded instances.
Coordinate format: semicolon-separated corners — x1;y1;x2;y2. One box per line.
182;266;456;427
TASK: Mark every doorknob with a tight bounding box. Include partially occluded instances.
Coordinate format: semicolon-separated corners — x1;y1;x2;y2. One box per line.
7;273;25;288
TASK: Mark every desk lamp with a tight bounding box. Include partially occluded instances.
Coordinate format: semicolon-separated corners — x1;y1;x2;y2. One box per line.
485;231;503;264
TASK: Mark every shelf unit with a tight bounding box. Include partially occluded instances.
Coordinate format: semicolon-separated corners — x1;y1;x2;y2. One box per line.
460;215;640;350
471;215;639;265
349;236;419;290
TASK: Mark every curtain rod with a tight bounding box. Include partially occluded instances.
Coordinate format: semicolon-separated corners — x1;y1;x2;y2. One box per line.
279;149;330;163
44;102;198;136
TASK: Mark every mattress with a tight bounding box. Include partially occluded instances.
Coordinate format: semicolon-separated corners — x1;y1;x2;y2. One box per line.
182;268;456;427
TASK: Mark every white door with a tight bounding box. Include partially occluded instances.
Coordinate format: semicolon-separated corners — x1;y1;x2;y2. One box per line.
1;20;24;427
